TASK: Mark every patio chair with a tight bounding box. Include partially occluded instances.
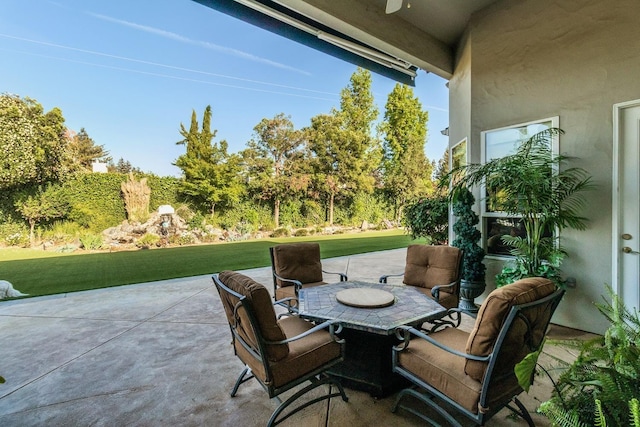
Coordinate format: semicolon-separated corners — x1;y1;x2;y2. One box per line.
379;244;463;309
270;242;347;307
212;270;348;427
391;277;564;427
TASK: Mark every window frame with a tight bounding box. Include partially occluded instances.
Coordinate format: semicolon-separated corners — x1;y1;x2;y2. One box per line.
480;116;560;258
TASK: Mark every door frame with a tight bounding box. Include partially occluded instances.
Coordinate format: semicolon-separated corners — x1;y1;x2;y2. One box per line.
612;99;640;296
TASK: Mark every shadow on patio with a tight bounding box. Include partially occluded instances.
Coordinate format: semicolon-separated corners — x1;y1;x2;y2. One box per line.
0;249;595;426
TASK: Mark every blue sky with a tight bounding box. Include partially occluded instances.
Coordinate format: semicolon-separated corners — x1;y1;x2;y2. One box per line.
0;0;450;177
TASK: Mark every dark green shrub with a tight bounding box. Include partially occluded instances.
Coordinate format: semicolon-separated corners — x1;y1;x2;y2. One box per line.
271;228;290;238
402;194;448;244
294;228;309;237
217;200;272;231
451;188;485;282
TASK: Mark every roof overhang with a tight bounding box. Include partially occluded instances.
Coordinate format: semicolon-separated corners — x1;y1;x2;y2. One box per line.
193;0;422;85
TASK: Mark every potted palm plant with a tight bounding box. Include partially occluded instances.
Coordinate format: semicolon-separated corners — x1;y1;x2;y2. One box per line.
451;187;486;312
442;128;593;287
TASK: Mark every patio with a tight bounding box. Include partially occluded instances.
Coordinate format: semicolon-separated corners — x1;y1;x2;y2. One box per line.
0;248;594;426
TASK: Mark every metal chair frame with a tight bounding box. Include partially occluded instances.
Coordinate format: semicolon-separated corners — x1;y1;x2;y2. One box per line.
213;274;348;426
391;288;565;427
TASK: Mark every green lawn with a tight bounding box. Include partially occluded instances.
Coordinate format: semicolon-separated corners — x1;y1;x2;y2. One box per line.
0;229;414;298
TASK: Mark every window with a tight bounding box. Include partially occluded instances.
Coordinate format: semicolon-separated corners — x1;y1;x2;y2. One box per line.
481;117;559;257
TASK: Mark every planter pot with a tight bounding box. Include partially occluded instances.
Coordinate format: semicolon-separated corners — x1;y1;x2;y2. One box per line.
459;279;486;314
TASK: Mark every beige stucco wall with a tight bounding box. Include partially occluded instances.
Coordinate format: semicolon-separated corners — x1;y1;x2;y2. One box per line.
449;0;640;334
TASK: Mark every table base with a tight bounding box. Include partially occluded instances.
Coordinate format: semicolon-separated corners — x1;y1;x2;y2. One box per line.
329;329;409;398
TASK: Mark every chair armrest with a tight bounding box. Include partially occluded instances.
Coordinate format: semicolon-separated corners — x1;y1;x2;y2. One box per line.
273;271;303;294
322;270;348;282
379;273;403;283
431;280;457;301
273;297;299;315
265;320;345;345
393;325;490;362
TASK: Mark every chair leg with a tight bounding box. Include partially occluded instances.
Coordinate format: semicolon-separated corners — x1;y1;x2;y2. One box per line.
231;366;254;397
392;388;463;427
507;397;535;427
267;375;348;427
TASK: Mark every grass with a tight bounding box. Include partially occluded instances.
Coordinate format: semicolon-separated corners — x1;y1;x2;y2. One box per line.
0;229;414;298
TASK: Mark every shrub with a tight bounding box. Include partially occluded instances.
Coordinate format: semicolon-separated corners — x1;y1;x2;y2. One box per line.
79;233;103;250
217;201;272;231
42;220;83;244
351;192;388;225
0;220;29;247
136;233;160;248
271;228;290;238
539;286;640;426
294;228;309;237
403;194;449;244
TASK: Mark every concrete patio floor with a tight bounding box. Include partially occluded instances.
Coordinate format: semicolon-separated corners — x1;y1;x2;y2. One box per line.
0;248;595;426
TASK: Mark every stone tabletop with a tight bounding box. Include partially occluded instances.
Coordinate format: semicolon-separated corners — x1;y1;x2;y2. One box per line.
298;281;446;335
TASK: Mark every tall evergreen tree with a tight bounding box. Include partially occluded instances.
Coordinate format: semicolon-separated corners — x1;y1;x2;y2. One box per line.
380;83;432;221
242;113;307;228
66;127;110;171
174;106;243;217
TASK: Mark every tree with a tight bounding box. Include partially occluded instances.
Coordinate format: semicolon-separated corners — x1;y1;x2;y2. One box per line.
174;106;243;217
306;68;380;225
66;128;110;171
380;83;433;222
242;113;307;228
108;157;142;174
0;94;70;190
14;184;69;246
433;148;450;184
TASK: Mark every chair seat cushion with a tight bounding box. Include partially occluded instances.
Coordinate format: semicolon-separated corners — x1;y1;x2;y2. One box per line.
397;327;482;413
271;316;342;388
275;281;326;302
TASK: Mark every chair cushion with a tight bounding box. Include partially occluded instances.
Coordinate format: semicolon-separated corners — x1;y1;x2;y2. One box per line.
272;243;323;287
397;327;482;413
239;315;342;388
218;271;289;362
464;277;557;381
403;245;461;294
270;316;342;388
275;280;326;301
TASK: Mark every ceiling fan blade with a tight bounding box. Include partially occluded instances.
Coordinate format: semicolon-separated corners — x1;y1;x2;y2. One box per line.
385;0;403;14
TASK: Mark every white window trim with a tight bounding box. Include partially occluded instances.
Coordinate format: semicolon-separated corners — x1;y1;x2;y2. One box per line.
480;116;560;259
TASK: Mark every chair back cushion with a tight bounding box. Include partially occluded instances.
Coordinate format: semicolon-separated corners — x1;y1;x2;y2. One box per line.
403;245;462;292
464;277;557;381
272;243;323;287
217;271;289;362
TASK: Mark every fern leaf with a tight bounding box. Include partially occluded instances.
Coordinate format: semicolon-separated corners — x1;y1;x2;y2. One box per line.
594;399;606;427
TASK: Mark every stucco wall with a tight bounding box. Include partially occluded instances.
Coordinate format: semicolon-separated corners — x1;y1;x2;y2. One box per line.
450;0;640;334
